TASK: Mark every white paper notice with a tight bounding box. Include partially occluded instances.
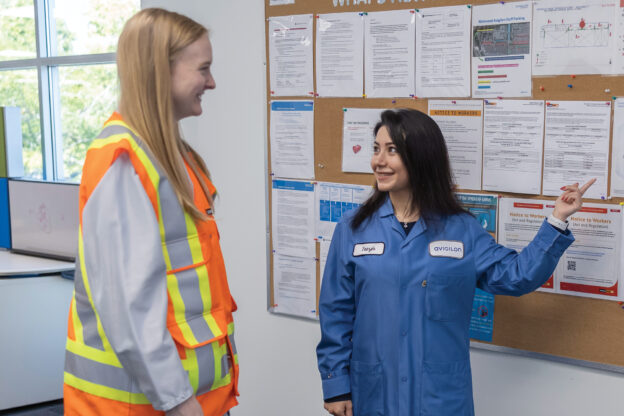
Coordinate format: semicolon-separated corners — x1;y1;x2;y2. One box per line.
533;0;616;76
270;101;314;179
319;239;331;286
611;99;624;197
428;100;483;191
364;10;416;98
482;100;545;195
342;108;383;173
272;179;316;258
269;14;314;97
270;0;294;5
316;181;373;241
616;5;624;74
415;5;471;98
558;204;622;300
472;1;532;98
543;101;611;199
498;197;557;291
273;254;317;319
316;13;364;97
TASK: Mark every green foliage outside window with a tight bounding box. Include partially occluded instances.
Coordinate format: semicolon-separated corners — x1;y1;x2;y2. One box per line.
0;0;139;181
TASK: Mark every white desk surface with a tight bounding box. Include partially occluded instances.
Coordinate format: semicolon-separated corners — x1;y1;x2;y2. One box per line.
0;250;74;276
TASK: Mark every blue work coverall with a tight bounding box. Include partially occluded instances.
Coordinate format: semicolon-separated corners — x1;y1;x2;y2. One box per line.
317;197;574;416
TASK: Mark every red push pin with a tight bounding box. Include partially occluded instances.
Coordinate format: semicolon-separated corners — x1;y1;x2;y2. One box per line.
571;74;576;79
540;86;545;91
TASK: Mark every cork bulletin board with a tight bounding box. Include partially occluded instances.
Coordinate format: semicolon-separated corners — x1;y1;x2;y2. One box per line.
265;0;624;371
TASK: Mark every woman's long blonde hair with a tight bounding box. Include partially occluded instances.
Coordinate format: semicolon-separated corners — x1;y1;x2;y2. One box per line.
117;8;213;220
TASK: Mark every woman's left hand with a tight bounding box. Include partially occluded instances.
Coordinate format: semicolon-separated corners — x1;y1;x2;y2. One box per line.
553;178;596;221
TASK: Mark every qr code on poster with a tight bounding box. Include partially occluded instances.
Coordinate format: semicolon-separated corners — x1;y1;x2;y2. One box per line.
567;260;576;271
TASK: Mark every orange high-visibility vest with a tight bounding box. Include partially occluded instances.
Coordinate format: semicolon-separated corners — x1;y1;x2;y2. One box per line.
64;113;238;416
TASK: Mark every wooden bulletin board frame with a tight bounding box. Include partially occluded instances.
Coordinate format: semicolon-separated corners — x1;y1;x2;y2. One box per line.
264;0;624;372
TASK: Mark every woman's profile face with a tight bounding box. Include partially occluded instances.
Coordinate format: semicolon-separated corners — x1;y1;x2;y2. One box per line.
371;126;409;194
170;34;215;121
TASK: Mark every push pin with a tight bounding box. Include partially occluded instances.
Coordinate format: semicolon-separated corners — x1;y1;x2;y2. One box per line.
605;89;611;94
567;84;573;88
571;74;576;79
540;85;545;91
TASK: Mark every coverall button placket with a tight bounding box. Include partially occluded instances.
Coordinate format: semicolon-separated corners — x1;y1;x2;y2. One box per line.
398;236;410;416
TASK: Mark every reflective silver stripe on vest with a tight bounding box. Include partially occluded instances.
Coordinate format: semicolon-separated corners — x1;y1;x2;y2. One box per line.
73;259;104;350
195;342;217;396
107;126;223;345
65;349;143;394
229;333;237;356
220;349;231;382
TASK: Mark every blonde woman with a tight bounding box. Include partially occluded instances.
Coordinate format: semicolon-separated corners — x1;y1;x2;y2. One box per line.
63;9;238;416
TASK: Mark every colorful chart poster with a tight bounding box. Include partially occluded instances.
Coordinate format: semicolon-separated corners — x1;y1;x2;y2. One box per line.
472;1;533;97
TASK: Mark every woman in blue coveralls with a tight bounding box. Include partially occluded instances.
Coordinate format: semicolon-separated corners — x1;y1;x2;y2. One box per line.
316;109;594;416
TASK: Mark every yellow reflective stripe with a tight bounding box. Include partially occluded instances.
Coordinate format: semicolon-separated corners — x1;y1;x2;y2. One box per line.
184;215;222;338
104;119;143;139
211;341;231;390
66;339;121;368
227;322;235;335
166;274;198;345
184;347;200;393
64;372;150;405
71;293;84;344
77;228;115;355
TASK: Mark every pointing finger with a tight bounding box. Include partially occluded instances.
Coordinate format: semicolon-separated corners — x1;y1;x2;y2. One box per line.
579;178;597;195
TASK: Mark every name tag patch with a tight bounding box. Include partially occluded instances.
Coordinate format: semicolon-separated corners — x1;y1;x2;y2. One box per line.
429;241;464;259
353;242;385;257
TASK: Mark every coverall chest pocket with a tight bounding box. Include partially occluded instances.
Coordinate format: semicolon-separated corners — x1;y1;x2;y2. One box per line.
425;272;474;322
350;360;384;416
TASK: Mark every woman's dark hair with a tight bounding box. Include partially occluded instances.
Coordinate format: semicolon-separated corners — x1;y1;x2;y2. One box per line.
351;108;467;230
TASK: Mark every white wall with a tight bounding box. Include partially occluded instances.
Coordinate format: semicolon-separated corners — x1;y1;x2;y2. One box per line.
142;1;624;415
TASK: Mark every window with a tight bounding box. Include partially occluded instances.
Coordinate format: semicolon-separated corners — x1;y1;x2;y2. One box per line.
0;0;140;181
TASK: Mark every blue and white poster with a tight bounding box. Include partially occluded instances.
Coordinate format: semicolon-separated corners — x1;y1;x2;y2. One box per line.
457;193;498;234
469;288;495;342
458;193;498;341
315;181;373;240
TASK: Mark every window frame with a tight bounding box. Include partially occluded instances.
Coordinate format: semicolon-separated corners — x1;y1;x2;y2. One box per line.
0;0;117;180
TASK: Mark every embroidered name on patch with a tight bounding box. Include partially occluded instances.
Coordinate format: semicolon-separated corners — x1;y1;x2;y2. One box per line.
429;241;464;259
353;242;385;257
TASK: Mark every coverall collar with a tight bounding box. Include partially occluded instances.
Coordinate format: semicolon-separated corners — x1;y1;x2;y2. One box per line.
379;195;427;244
